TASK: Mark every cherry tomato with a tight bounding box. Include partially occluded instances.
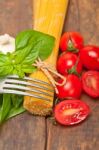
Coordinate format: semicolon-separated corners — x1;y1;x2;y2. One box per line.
57;52;82;75
82;71;99;98
60;32;84;53
54;100;90;125
56;74;82;99
80;45;99;70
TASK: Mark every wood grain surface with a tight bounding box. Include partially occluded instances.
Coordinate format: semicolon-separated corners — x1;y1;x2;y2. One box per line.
0;0;99;150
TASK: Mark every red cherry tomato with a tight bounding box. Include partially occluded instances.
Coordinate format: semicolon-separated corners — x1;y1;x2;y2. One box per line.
60;32;84;53
57;52;82;75
82;71;99;98
54;100;90;125
80;45;99;70
56;74;82;99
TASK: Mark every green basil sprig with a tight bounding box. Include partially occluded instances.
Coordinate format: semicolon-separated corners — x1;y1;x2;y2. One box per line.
0;30;55;77
0;29;55;123
0;94;11;122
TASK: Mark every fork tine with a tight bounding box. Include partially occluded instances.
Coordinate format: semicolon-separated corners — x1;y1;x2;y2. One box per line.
3;89;51;101
5;78;53;92
4;83;53;97
8;75;52;87
1;75;54;101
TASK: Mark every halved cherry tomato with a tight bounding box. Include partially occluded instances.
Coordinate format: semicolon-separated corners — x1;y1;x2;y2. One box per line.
56;74;82;99
54;100;90;125
82;71;99;98
80;45;99;70
60;32;84;53
57;52;82;75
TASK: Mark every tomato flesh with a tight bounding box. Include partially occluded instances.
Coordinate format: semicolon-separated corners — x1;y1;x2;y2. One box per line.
82;71;99;98
54;100;90;125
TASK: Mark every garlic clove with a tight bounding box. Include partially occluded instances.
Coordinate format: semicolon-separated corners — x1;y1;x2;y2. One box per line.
0;34;15;54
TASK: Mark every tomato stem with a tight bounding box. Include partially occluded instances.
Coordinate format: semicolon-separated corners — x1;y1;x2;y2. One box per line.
67;40;79;53
68;56;81;77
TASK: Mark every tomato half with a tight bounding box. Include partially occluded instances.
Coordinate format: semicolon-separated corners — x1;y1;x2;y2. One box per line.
80;45;99;70
59;32;84;53
54;100;90;125
82;71;99;98
56;74;82;99
57;52;82;75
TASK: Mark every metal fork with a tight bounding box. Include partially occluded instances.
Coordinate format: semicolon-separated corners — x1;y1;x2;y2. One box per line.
0;75;53;101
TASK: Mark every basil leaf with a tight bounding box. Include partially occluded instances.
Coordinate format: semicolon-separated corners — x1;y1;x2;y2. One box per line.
15;44;38;64
22;65;37;73
11;95;23;108
0;95;3;114
15;30;34;50
15;30;55;63
0;94;25;123
0;94;11;123
0;53;11;64
12;64;25;78
7;106;25;120
0;53;13;77
0;94;3;106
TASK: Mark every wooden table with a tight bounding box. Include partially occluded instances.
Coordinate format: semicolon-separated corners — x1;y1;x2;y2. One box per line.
0;0;99;150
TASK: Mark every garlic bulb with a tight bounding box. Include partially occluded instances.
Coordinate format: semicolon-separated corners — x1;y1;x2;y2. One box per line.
0;34;15;54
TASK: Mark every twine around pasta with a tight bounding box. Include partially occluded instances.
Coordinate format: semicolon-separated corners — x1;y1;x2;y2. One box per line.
33;58;66;94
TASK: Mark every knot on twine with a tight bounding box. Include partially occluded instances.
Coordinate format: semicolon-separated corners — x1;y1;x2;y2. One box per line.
33;57;66;94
